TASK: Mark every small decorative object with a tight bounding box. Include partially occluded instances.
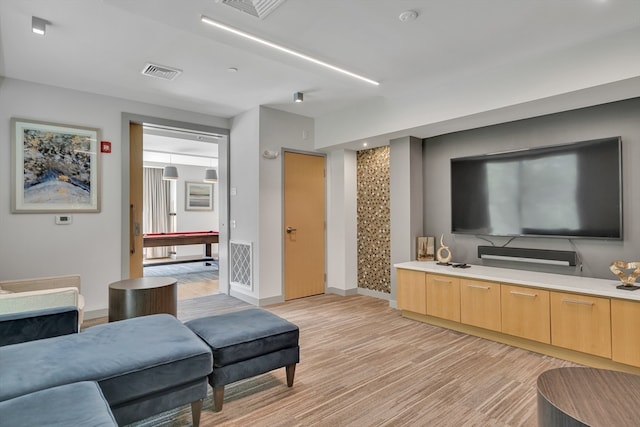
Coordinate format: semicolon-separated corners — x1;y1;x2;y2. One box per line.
436;234;452;265
610;261;640;291
417;236;435;261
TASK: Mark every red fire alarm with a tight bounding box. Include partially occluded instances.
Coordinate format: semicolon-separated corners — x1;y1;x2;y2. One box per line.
101;141;112;153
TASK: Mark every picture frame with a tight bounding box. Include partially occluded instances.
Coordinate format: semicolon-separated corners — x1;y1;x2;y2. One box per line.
11;118;101;213
185;181;213;211
417;236;435;261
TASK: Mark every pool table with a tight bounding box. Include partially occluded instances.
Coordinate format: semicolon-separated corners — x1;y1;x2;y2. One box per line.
143;231;219;257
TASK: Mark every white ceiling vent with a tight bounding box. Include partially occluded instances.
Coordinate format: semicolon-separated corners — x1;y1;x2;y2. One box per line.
217;0;286;19
141;63;182;81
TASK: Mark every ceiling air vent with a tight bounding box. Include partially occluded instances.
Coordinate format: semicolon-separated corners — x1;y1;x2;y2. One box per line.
141;63;182;81
218;0;286;19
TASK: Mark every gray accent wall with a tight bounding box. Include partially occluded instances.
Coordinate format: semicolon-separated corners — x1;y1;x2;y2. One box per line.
423;98;640;280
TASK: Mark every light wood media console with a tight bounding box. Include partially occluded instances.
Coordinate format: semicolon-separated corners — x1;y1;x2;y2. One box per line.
395;261;640;374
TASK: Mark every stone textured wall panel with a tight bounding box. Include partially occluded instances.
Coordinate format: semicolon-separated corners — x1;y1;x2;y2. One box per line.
357;146;390;293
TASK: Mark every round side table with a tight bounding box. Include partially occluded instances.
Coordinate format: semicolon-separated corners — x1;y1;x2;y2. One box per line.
108;276;177;322
537;367;640;426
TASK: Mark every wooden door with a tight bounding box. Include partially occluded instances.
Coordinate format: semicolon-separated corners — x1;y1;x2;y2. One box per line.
129;122;144;278
284;152;325;300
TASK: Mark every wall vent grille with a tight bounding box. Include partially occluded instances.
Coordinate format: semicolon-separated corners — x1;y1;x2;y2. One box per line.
230;240;253;289
141;63;182;81
218;0;286;19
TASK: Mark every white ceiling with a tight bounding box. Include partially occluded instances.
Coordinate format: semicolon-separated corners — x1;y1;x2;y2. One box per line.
1;0;640;151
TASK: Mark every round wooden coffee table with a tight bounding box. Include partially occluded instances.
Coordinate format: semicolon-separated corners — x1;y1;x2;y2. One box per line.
108;277;177;322
537;367;640;426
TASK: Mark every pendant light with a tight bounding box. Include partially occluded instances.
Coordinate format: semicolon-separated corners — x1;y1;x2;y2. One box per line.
204;168;217;182
162;154;178;180
203;157;217;182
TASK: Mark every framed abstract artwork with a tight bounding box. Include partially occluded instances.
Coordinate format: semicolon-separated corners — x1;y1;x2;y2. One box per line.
11;118;101;213
185;181;213;211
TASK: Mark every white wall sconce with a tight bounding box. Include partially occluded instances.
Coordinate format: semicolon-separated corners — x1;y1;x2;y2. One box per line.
262;149;279;159
32;16;48;36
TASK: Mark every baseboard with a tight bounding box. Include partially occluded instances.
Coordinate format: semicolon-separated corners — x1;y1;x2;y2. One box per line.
356;287;392;301
229;288;258;306
228;288;285;307
257;295;285;306
326;287;358;296
84;308;108;320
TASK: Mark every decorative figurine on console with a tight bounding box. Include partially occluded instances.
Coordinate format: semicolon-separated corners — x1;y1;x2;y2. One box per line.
610;261;640;291
436;234;452;265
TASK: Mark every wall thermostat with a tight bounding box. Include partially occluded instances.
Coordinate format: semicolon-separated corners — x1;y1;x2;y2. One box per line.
55;215;73;225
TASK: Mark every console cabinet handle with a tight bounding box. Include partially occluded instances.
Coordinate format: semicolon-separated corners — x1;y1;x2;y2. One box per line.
562;298;594;306
510;290;537;298
467;284;490;290
433;279;452;284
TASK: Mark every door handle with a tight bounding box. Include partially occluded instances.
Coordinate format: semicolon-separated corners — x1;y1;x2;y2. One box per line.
286;227;297;234
130;204;135;254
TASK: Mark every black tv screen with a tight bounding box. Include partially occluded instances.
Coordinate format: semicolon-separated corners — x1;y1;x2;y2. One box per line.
451;137;622;239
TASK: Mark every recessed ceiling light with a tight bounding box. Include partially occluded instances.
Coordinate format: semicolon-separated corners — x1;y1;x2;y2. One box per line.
227;67;238;72
294;92;303;103
363;142;368;147
201;15;380;86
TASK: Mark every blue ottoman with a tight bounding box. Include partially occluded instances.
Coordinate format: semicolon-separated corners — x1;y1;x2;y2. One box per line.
185;308;300;411
0;381;117;427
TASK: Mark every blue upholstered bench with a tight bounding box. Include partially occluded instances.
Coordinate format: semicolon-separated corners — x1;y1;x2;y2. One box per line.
0;381;117;427
186;308;300;411
0;314;213;426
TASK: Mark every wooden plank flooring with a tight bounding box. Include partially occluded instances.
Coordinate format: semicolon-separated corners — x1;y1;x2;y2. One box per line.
126;293;580;426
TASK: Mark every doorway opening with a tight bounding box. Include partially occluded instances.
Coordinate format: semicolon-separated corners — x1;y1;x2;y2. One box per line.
142;125;223;300
123;114;229;301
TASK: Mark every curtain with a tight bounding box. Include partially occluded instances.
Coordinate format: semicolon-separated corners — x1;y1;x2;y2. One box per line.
143;167;173;259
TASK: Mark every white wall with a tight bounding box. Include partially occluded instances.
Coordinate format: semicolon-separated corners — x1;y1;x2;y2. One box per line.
258;107;315;303
228;106;317;305
314;27;640;148
390;137;423;304
228;107;261;301
326;149;358;295
0;77;228;315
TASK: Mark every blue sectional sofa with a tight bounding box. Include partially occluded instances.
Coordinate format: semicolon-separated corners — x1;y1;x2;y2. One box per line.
0;307;213;426
0;303;301;425
0;381;118;427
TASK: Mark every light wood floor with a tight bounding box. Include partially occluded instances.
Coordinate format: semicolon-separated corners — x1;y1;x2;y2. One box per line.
177;280;218;300
82;280;218;329
127;293;580;426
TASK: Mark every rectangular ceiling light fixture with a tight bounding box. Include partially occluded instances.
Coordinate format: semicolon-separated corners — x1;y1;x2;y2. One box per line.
200;15;380;86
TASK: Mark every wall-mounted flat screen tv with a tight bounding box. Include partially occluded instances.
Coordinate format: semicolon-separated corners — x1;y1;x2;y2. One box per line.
450;137;622;239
